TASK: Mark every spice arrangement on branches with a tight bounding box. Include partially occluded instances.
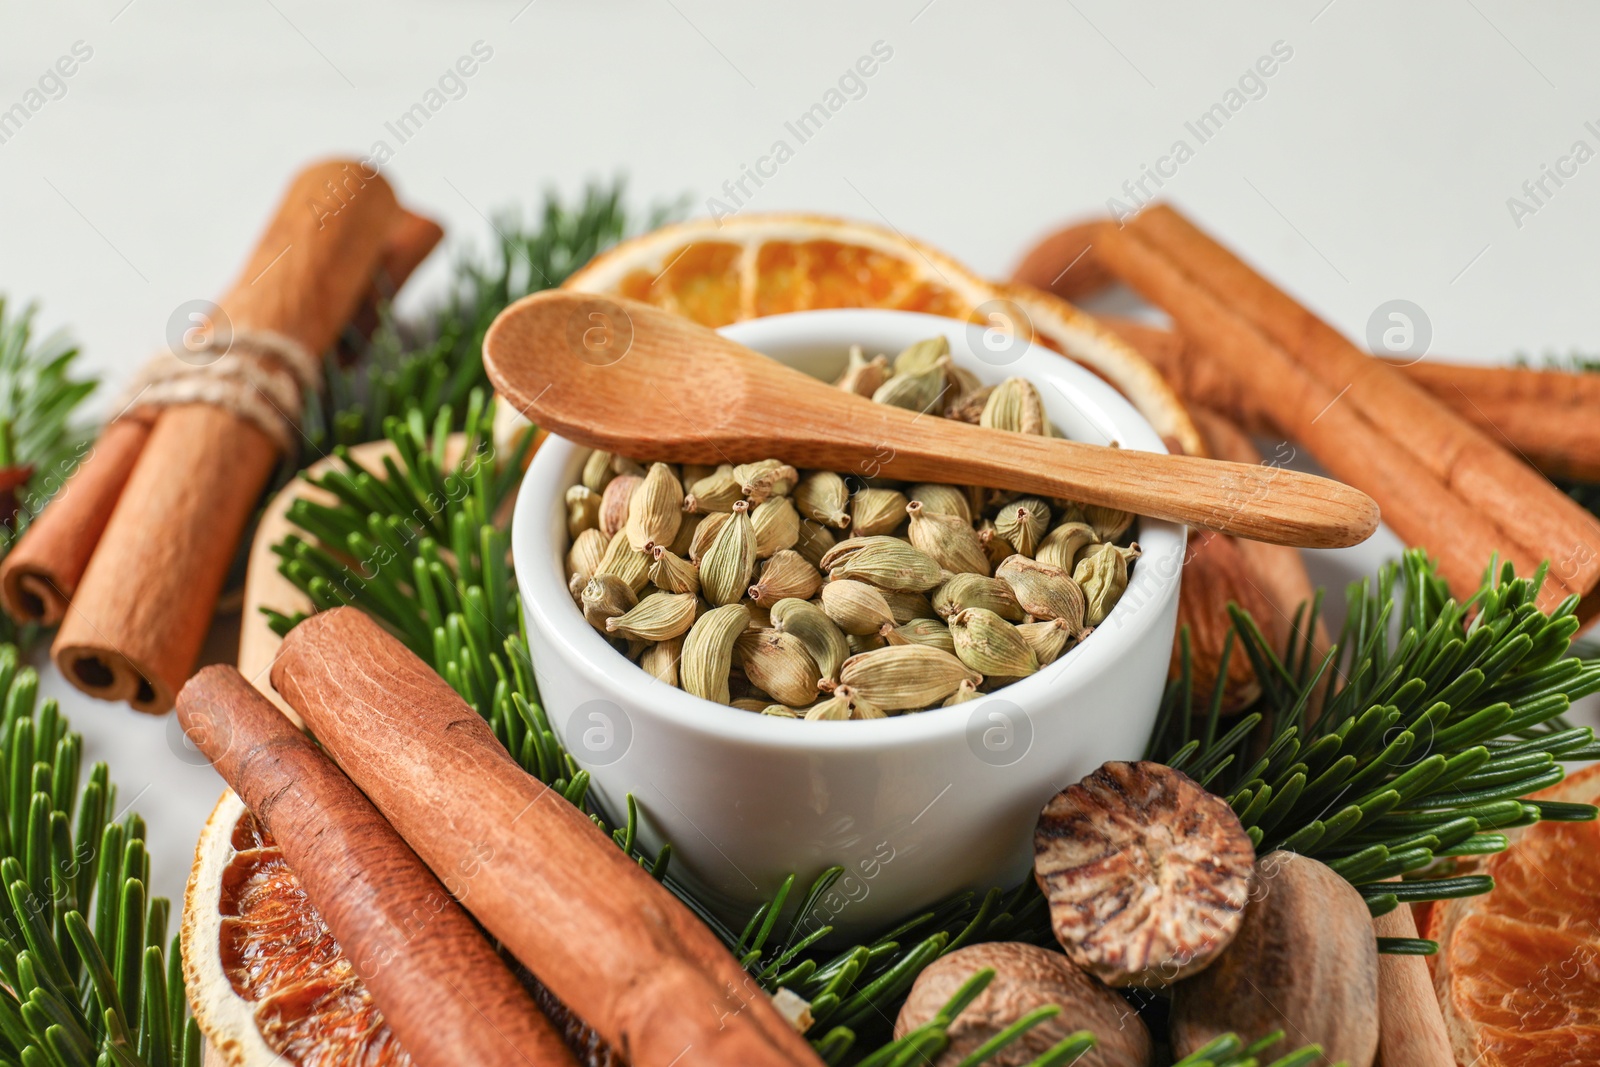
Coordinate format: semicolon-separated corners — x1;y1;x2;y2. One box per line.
7;176;1599;1066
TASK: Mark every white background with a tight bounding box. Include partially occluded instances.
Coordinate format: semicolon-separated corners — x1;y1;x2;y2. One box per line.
2;0;1598;909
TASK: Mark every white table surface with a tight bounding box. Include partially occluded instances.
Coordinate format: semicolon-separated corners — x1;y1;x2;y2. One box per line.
2;0;1598;913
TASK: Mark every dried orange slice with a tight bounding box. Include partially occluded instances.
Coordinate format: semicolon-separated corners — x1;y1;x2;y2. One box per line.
186;791;614;1067
1429;763;1600;1065
559;214;1202;456
184;791;411;1067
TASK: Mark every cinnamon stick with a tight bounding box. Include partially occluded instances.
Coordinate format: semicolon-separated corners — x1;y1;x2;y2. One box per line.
53;160;404;712
1102;316;1600;482
0;415;152;625
1123;205;1600;607
1010;219;1117;302
177;664;579;1067
1097;215;1572;608
270;606;823;1067
346;207;446;350
1190;408;1331;662
1372;904;1453;1066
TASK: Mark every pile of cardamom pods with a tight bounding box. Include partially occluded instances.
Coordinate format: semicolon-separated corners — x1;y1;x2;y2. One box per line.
563;336;1142;720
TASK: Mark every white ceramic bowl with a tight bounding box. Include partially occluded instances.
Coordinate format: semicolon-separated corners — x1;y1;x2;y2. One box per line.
512;308;1185;936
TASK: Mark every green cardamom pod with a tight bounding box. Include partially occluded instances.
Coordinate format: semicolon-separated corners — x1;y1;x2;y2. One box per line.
850;487;909;537
980;377;1047;436
794;471;851;529
752;495;801;559
688;512;731;563
795;519;838;569
730;698;769;712
906;501;990;576
566;527;607;588
748;549;822;608
941;679;982;706
933;572;1025;621
950;608;1039;679
684;464;742;514
648;544;700;595
580;573;636;632
581;449;641;493
944;385;993;425
596;530;650;593
834;345;891;397
762;703;800;718
822;534;945;591
700;499;757;606
840;684;888;719
771;597;850;681
736;629;822;707
606;591;698;642
1074;542;1140;626
848;631;889;654
625;462;684;551
893;335;950;376
881;617;956;654
1083;504;1134;543
1017;618;1075;667
639;636;682;686
871;360;949;414
838;644;982;711
908;484;972;525
1035;521;1099;573
976;521;1016;569
996;554;1088;634
566;485;601;539
804;691;854;721
882;588;937;624
681;603;751;704
599;473;642;539
994;497;1051;558
734;459;799;504
819;579;897;635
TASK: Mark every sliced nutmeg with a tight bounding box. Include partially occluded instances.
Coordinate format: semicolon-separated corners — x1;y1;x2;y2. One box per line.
1170;851;1379;1067
894;942;1152;1067
1034;760;1254;988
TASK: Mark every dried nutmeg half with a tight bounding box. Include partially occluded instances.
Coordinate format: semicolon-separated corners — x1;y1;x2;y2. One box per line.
1034;760;1254;988
895;942;1152;1067
1170;851;1379;1067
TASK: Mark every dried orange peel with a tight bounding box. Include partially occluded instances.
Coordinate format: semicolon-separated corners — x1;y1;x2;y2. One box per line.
498;213;1202;457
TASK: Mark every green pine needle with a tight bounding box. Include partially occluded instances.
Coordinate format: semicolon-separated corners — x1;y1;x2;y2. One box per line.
0;298;100;649
1151;549;1599;941
0;645;197;1066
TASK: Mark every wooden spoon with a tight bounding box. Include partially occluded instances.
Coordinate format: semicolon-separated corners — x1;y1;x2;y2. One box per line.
484;292;1379;549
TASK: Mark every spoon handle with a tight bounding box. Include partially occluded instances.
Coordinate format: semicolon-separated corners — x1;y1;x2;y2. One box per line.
835;415;1379;549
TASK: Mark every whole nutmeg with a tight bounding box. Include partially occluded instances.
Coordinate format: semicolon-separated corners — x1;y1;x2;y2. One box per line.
894;942;1152;1067
1170;851;1379;1067
1034;761;1255;988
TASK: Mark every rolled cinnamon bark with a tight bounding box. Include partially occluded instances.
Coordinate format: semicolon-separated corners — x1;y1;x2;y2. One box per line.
0;415;152;625
1102;316;1600;483
1372;904;1453;1066
1122;205;1600;608
1097;217;1567;607
270;607;823;1067
54;160;403;712
177;664;578;1067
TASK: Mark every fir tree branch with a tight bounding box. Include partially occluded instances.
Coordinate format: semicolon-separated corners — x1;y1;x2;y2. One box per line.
1150;550;1600;944
0;645;198;1066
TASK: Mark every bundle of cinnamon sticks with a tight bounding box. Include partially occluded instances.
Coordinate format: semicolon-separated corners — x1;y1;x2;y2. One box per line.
1;160;443;712
1016;206;1600;617
178;607;823;1067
